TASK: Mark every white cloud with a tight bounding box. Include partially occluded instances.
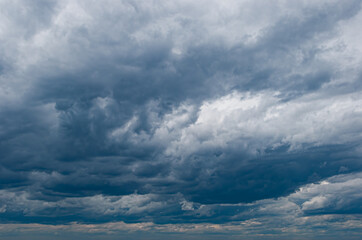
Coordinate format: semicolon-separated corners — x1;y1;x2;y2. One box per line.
110;90;362;159
302;196;329;210
82;194;165;215
289;172;362;213
180;200;194;211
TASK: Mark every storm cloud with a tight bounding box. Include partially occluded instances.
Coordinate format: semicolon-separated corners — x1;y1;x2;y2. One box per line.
0;0;362;239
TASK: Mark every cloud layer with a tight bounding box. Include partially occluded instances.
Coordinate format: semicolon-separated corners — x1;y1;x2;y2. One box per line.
0;0;362;239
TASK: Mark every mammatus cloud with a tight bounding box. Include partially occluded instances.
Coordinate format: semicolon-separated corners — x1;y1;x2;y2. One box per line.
0;0;362;239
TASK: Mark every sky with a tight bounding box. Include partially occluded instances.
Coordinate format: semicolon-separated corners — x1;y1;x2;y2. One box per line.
0;0;362;239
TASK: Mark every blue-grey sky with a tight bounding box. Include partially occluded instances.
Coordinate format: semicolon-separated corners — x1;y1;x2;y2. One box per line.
0;0;362;239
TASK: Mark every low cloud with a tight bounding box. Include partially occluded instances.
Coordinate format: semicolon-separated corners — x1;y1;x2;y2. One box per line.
0;1;361;238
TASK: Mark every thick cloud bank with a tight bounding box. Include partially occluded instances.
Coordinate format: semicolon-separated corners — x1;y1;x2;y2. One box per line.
0;0;361;239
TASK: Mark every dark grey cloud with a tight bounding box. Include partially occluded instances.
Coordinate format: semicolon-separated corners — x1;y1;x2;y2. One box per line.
0;0;362;238
0;172;361;227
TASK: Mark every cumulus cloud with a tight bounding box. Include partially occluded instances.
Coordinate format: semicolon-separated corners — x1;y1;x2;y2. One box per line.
0;1;361;238
114;90;362;157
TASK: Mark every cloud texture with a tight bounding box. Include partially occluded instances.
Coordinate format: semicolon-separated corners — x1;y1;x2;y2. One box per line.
0;0;362;239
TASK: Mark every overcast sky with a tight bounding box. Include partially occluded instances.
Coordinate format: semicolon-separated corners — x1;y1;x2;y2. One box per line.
0;0;362;239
